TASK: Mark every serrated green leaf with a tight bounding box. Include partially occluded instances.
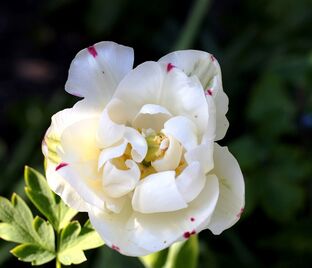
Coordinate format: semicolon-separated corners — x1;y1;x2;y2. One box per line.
163;236;199;268
0;194;56;265
58;220;104;265
140;249;168;268
33;216;55;252
11;243;55;266
0;194;38;244
24;166;77;231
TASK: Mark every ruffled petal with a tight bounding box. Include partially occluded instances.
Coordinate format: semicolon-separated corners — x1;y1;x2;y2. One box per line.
161;67;208;135
56;163;105;209
89;173;219;256
159;50;228;140
176;162;205;203
65;41;134;107
132;104;172;132
114;61;164;121
97;99;126;148
102;160;140;198
207;143;245;235
163;116;198;151
44;161;89;212
124;127;148;162
98;140;127;169
151;135;182;172
132;171;187;213
184;142;214;173
42;100;100;212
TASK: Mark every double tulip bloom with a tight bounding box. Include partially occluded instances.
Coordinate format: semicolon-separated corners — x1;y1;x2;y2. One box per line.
42;42;245;256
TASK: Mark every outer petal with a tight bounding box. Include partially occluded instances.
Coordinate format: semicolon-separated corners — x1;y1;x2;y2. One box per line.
159;50;229;140
56;164;105;209
132;171;187;213
42;100;100;211
65;41;134;108
207;143;245;235
89;174;219;256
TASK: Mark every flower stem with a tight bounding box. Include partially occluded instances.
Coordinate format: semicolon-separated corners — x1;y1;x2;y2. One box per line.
56;259;61;268
173;0;211;50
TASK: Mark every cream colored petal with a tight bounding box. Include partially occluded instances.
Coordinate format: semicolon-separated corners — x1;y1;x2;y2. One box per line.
151;135;182;172
132;171;187;213
163;116;198;151
159;50;229;140
176;162;206;203
88;173;219;256
102;160;140;198
132;104;172;132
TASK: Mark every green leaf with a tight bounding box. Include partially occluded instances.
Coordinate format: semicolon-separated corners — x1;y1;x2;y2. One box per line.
0;193;56;265
11;243;55;266
24;166;77;231
163;236;199;268
58;220;104;265
140;249;168;268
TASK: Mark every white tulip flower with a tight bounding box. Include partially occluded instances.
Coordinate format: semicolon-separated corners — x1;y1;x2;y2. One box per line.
42;41;245;256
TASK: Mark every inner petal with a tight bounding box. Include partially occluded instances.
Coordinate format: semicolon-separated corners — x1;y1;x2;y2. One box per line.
132;104;172;132
163;116;198;151
132;171;187;213
98;140;128;169
102;160;140;198
97;99;127;149
151;134;183;172
123;127;148;162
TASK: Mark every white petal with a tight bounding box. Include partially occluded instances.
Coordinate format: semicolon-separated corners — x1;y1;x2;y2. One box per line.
104;196;127;214
161;67;209;135
176;162;205;203
65;41;134;107
214;90;229;140
124;127;147;162
103;160;140;198
45;161;89;212
163;116;198;151
89;173;219;256
132;104;172;132
159;50;228;140
98;140;127;169
132;171;187;213
60;117;100;163
151;135;182;172
42;100;99;212
207;143;245;235
97;99;126;148
56;163;105;209
114;61;164;121
184;141;214;173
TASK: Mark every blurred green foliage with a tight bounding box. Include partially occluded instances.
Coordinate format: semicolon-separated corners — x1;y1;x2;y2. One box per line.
0;0;311;267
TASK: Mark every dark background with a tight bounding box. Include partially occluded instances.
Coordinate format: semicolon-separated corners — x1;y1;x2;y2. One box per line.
0;0;311;267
